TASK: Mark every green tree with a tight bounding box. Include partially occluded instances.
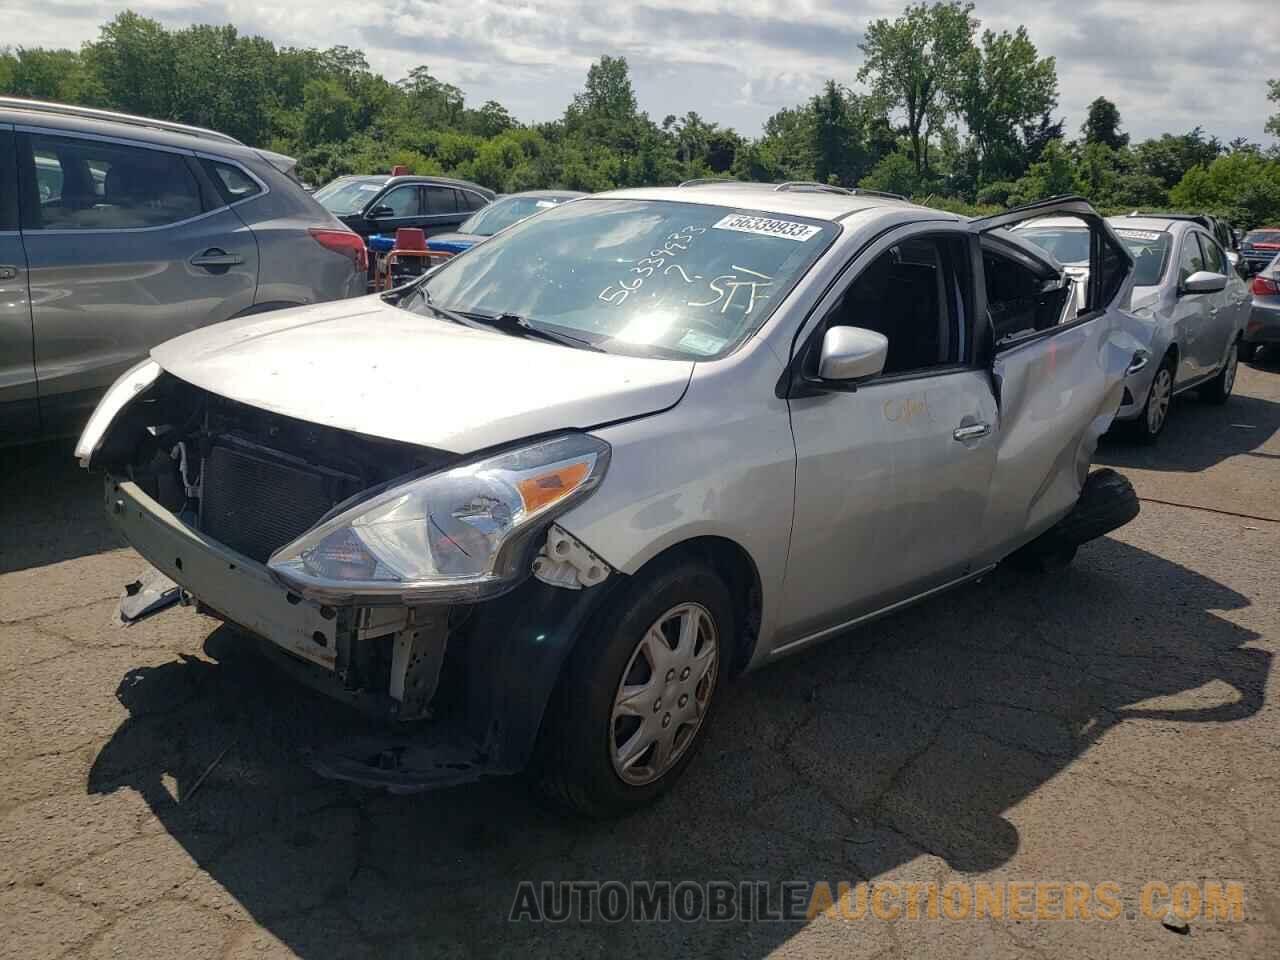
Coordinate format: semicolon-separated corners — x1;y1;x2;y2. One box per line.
858;1;977;177
1008;139;1075;205
1170;151;1280;229
1134;128;1222;189
1267;79;1279;139
84;12;176;118
1080;96;1127;150
859;151;921;196
956;27;1058;186
301;78;357;144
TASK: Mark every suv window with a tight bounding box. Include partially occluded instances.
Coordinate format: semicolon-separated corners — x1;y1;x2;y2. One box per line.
200;159;262;205
1197;233;1228;275
377;185;420;218
459;189;487;212
1178;233;1207;285
984;244;1074;346
822;236;967;375
426;186;458;215
27;133;202;230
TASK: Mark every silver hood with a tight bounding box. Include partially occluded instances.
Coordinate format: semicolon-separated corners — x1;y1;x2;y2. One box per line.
150;296;694;454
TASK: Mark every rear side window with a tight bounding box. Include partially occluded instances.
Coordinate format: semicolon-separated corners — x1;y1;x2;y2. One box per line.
25;133;202;231
426;186;457;215
459;189;487;211
200;159;262;205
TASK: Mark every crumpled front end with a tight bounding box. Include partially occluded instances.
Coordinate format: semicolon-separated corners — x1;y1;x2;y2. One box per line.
88;371;618;792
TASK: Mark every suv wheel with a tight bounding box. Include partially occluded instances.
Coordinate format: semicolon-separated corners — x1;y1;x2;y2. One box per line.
1201;341;1238;405
533;560;732;818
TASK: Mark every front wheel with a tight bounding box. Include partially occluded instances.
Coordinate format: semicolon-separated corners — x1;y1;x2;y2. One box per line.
1126;357;1174;444
1201;341;1238;405
532;559;732;817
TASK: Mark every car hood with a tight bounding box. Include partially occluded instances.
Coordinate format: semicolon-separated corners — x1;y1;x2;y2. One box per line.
150;297;694;454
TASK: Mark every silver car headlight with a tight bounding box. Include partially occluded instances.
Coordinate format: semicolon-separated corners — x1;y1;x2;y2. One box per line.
75;358;162;468
267;433;610;603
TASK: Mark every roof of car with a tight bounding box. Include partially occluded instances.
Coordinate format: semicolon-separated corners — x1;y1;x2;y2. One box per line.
1108;215;1188;234
382;174;494;195
597;182;942;223
0;98;273;167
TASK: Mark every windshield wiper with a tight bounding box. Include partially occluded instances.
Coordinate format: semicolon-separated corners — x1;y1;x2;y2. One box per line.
461;312;605;352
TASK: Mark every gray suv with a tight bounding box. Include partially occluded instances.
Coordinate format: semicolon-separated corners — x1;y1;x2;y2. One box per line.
0;98;366;445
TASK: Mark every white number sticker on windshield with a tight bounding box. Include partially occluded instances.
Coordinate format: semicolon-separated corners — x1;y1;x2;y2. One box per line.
1115;229;1163;242
711;214;821;242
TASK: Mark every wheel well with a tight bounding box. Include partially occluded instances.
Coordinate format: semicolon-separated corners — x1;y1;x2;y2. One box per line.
634;536;763;675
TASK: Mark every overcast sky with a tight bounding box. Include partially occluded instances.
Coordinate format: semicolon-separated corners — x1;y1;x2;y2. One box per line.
4;0;1278;144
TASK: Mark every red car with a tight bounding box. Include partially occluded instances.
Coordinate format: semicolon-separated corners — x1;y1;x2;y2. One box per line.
1240;227;1280;275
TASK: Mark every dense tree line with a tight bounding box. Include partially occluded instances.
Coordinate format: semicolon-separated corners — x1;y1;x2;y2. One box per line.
3;5;1280;225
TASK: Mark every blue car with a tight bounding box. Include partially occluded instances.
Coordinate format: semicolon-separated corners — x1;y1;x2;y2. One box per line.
427;190;587;254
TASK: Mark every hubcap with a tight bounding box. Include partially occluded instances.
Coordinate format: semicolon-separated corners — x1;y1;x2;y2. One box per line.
1223;344;1237;396
1147;368;1172;435
610;602;719;786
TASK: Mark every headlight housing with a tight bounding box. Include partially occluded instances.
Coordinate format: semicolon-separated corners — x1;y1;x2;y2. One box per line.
75;358;162;468
267;433;610;603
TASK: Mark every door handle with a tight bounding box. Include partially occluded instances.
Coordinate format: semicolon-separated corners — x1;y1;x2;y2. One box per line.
953;423;991;442
1210;307;1219;316
0;265;16;281
189;249;243;269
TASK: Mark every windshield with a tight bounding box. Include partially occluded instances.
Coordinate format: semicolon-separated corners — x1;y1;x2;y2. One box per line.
313;177;387;215
460;195;570;236
403;198;836;359
1246;230;1280;245
1111;229;1171;286
1017;225;1091;265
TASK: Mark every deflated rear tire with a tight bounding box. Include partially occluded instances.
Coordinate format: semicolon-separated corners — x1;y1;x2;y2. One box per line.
532;559;732;818
1005;469;1138;573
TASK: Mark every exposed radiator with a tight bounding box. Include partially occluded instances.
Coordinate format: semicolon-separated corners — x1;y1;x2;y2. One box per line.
200;443;358;564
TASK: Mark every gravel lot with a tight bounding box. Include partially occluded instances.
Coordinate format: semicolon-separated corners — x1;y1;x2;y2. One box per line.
2;357;1279;959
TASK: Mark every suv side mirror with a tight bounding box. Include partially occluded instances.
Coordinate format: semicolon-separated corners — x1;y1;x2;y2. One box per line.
1180;270;1227;295
818;326;888;382
368;204;396;219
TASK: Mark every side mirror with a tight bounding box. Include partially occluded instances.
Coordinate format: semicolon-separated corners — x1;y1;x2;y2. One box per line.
1181;270;1228;295
818;326;888;382
368;204;396;220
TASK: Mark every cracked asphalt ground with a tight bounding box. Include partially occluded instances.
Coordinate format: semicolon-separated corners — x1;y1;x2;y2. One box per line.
2;358;1279;960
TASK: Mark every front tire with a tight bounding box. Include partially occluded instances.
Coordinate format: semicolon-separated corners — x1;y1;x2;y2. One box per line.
1201;340;1238;405
1127;356;1174;444
532;559;732;818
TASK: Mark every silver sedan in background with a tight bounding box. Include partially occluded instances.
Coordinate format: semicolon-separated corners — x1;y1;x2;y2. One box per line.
1014;215;1250;442
1243;253;1280;361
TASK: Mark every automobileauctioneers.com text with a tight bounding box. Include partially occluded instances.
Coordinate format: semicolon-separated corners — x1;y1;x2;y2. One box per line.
509;880;1245;924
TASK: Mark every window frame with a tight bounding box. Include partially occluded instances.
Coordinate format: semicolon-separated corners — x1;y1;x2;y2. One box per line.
1196;231;1228;276
786;224;979;395
0;126;17;233
1176;230;1208;288
424;184;459;216
195;154;268;208
13;126;259;235
370;183;422;219
981;235;1078;353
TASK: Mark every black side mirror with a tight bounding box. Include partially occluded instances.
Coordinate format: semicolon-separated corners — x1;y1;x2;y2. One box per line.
368;204;396;219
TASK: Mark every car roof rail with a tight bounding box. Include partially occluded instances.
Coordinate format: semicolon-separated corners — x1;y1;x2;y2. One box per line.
677;178;738;187
851;187;908;201
775;180;852;196
0;96;243;146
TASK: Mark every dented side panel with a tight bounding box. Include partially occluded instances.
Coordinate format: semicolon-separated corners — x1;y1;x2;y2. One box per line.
979;313;1132;563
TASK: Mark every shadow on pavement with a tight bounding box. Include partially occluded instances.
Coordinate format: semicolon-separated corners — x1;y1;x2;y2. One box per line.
0;440;124;574
87;534;1270;956
1095;384;1280;474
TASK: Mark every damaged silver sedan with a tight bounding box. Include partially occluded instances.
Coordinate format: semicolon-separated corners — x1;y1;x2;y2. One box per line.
79;185;1142;817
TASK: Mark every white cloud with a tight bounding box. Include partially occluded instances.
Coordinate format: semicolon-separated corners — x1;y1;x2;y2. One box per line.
2;0;1277;141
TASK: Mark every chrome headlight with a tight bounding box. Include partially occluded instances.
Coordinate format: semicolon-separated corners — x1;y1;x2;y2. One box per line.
75;358;162;468
267;433;610;603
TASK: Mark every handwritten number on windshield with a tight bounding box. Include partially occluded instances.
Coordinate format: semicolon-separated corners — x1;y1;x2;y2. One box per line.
598;227;706;306
687;265;773;315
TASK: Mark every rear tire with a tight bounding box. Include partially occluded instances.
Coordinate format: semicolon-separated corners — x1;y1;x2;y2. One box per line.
1004;469;1138;573
1201;340;1238;405
532;559;732;818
